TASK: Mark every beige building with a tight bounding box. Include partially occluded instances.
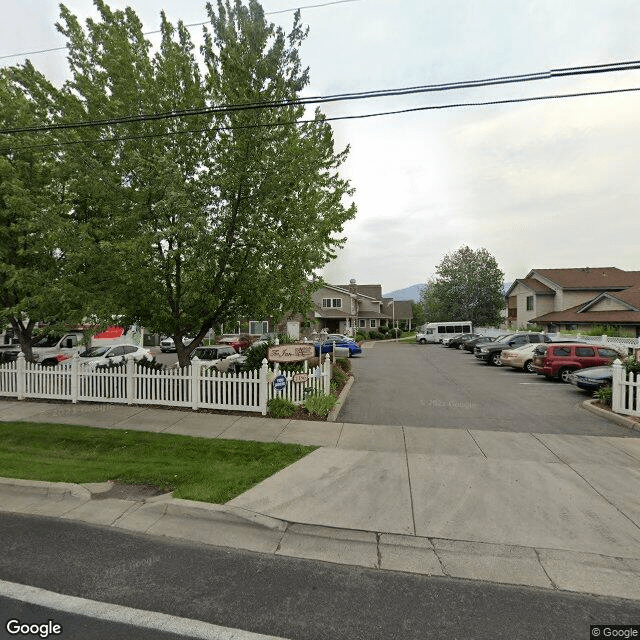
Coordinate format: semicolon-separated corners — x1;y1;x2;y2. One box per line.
506;267;640;336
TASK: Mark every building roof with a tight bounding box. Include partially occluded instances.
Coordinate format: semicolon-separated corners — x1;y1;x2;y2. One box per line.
532;304;640;325
506;278;555;297
530;267;640;290
336;284;383;300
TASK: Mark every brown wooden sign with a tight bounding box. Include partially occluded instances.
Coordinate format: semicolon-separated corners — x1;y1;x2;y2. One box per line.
268;343;315;363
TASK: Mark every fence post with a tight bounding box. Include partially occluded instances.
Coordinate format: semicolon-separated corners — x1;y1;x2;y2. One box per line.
70;354;79;404
323;353;331;395
259;358;269;415
16;352;25;400
126;357;135;405
611;358;624;413
191;360;201;411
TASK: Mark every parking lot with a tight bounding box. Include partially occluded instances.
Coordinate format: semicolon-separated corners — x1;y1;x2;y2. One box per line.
339;342;638;436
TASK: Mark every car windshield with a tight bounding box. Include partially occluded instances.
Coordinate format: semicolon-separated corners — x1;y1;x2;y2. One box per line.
80;346;110;358
32;335;61;348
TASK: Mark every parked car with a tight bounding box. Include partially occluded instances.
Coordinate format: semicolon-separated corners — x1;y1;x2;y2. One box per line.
446;333;480;349
216;334;253;352
475;333;551;366
323;333;357;343
186;345;241;371
531;343;623;382
315;338;362;357
500;343;543;373
160;336;195;353
462;335;497;352
249;333;278;348
78;344;152;368
568;365;613;391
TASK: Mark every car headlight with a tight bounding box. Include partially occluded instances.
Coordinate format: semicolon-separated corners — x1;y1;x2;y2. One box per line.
479;348;488;354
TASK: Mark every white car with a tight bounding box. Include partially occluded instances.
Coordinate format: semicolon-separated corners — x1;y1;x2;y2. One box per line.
160;336;195;352
78;344;152;368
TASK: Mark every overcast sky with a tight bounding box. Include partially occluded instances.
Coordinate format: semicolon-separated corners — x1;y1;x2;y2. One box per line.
2;0;639;293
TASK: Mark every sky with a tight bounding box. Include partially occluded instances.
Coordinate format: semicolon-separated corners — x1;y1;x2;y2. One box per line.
2;0;640;294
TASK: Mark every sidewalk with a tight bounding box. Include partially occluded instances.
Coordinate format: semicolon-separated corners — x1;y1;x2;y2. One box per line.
1;398;640;601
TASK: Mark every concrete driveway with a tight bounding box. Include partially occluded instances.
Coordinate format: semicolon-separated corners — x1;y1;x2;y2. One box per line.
339;341;637;436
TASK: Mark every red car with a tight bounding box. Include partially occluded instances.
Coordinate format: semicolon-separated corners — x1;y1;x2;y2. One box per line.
216;334;253;353
531;342;623;383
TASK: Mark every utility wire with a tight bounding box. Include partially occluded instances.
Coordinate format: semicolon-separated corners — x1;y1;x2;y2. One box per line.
3;58;640;135
3;85;639;153
0;0;361;61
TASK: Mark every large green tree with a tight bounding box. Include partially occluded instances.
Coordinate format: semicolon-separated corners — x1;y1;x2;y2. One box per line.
52;0;356;366
0;66;89;361
420;246;504;327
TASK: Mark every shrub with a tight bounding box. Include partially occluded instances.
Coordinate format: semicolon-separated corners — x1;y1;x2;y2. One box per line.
624;356;640;376
336;357;351;373
378;325;389;335
303;393;337;417
331;367;347;389
595;385;612;406
267;397;298;418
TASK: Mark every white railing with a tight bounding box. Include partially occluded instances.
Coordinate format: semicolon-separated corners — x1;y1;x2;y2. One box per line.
0;354;332;416
612;359;640;418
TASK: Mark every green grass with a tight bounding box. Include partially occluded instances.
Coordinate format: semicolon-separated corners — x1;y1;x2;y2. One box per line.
0;422;316;504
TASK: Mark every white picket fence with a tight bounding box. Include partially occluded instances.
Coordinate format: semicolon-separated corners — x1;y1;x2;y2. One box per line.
0;354;331;416
611;359;640;418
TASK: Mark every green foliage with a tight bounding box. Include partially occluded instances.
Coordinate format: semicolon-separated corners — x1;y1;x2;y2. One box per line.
6;0;356;368
303;393;337;417
267;397;298;419
584;325;635;338
335;357;351;373
412;301;426;327
595;385;612;406
378;325;389;334
624;356;640;375
331;366;347;389
420;246;504;326
525;324;544;332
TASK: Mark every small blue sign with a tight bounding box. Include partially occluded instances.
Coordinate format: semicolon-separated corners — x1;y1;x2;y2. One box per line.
273;374;287;391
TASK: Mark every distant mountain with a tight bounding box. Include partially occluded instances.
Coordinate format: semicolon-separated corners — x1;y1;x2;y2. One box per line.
384;283;425;301
385;281;513;301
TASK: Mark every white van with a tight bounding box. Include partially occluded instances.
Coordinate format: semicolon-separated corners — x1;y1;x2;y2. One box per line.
416;321;473;344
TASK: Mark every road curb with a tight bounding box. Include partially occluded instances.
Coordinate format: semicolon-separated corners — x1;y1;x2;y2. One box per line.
3;478;639;601
582;399;640;432
327;375;354;422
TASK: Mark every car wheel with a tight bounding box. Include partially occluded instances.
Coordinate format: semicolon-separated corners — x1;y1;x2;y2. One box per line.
490;352;502;366
559;367;573;383
419;339;426;344
524;360;535;374
458;344;464;350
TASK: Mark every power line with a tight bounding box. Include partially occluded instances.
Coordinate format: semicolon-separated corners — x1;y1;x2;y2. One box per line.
3;58;640;136
3;85;639;153
0;0;361;61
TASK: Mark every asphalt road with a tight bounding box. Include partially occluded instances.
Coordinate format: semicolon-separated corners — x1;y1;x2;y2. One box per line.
339;342;638;436
1;514;639;640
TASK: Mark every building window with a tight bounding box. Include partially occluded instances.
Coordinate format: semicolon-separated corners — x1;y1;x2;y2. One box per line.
332;298;342;308
370;319;376;328
322;298;342;308
249;321;268;335
322;298;331;308
359;319;365;328
526;296;534;311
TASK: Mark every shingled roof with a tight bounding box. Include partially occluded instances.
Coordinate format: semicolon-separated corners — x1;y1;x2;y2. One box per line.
532;267;640;290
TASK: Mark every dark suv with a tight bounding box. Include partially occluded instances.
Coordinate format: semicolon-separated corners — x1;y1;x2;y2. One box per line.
474;332;551;366
531;343;623;382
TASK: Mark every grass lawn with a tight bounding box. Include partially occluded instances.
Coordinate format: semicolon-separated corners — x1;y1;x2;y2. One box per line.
0;422;316;504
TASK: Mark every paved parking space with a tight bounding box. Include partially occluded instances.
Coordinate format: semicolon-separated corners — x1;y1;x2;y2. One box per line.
339;342;639;436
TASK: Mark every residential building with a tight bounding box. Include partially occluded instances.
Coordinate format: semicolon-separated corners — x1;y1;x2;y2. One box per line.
506;267;640;336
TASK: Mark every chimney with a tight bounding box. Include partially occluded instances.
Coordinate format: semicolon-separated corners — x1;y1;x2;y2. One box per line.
349;278;357;294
